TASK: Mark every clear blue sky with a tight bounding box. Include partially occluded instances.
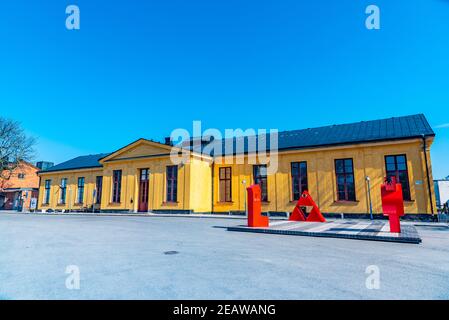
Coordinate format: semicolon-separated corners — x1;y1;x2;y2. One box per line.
0;1;448;178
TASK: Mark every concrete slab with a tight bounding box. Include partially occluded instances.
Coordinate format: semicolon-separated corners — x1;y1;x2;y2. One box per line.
227;220;422;244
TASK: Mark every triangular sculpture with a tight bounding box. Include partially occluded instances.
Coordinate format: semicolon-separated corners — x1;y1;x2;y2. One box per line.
289;191;326;222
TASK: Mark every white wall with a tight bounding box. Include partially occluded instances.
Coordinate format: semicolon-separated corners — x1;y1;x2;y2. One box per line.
436;180;449;207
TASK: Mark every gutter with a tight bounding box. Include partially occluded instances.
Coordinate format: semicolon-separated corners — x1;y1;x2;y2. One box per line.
38;165;103;175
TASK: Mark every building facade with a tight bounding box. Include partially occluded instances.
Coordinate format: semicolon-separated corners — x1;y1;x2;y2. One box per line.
36;161;54;171
0;161;40;210
37;114;437;216
434;178;449;210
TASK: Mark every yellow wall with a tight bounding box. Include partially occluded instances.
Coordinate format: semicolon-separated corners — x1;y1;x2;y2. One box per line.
38;168;102;211
38;138;436;215
212;138;435;215
100;157;189;212
189;157;213;213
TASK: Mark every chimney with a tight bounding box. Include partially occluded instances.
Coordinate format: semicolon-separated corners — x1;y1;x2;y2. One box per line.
164;137;172;146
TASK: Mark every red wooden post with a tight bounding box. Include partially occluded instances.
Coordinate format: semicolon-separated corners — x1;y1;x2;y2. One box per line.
381;177;405;233
247;185;269;227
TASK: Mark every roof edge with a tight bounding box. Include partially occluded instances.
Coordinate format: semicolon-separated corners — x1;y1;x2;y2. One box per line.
38;165;104;174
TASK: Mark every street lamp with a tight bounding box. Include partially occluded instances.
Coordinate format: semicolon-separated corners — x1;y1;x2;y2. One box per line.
366;176;374;220
68;186;72;212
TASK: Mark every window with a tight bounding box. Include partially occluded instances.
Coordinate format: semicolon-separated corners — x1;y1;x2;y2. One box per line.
95;176;103;204
291;162;308;200
335;159;356;201
166;166;178;202
59;178;67;204
112;170;122;203
44;179;51;204
253;165;268;202
385;155;411;201
18;173;25;179
219;167;232;202
77;177;85;204
141;168;149;181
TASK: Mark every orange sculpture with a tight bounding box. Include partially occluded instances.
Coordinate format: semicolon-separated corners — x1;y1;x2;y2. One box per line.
247;184;269;227
381;177;405;233
289;191;326;222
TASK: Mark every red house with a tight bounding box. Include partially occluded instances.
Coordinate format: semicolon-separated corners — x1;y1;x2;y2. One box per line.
0;161;40;211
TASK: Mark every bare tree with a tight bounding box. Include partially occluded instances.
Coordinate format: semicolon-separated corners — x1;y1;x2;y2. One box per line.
0;117;36;187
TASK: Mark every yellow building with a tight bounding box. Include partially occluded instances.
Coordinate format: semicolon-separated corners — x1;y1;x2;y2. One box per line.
38;114;437;217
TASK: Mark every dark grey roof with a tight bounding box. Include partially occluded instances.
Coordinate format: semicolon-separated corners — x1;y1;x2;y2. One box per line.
40;114;434;173
274;113;434;151
40;153;110;173
187;114;435;156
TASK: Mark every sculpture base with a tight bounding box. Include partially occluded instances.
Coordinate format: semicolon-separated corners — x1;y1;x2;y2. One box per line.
228;220;421;244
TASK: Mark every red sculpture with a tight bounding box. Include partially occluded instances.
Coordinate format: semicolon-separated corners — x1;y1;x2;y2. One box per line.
289;191;326;222
381;177;405;233
247;184;269;227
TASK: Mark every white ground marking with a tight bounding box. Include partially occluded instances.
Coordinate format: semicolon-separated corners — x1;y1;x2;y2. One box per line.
281;222;315;230
378;223;400;237
304;222;340;233
335;222;368;235
379;223;391;233
269;221;293;227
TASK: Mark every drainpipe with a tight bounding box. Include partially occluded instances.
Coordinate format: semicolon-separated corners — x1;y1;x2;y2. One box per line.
242;179;247;217
211;162;214;214
422;135;435;216
37;175;41;212
365;176;374;220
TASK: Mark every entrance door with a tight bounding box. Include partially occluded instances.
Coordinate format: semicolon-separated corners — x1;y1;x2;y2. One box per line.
138;169;149;212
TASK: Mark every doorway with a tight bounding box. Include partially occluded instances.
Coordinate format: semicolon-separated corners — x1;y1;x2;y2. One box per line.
138;168;149;212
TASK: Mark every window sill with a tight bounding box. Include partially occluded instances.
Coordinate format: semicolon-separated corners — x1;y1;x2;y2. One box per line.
74;203;84;206
332;200;359;206
162;201;179;205
261;201;270;205
56;203;66;206
217;201;234;204
108;202;121;205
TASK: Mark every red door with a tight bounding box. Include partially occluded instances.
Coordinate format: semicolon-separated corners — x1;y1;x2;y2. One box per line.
138;169;149;212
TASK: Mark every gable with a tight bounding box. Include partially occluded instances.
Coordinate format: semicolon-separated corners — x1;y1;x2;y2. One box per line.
101;139;173;162
115;143;170;159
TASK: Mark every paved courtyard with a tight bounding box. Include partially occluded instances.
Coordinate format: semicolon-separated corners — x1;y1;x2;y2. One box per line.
0;213;448;300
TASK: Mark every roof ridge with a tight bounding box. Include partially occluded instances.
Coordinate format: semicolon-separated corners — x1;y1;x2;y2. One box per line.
276;113;426;135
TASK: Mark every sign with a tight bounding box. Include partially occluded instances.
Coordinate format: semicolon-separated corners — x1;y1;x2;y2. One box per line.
30;198;37;210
